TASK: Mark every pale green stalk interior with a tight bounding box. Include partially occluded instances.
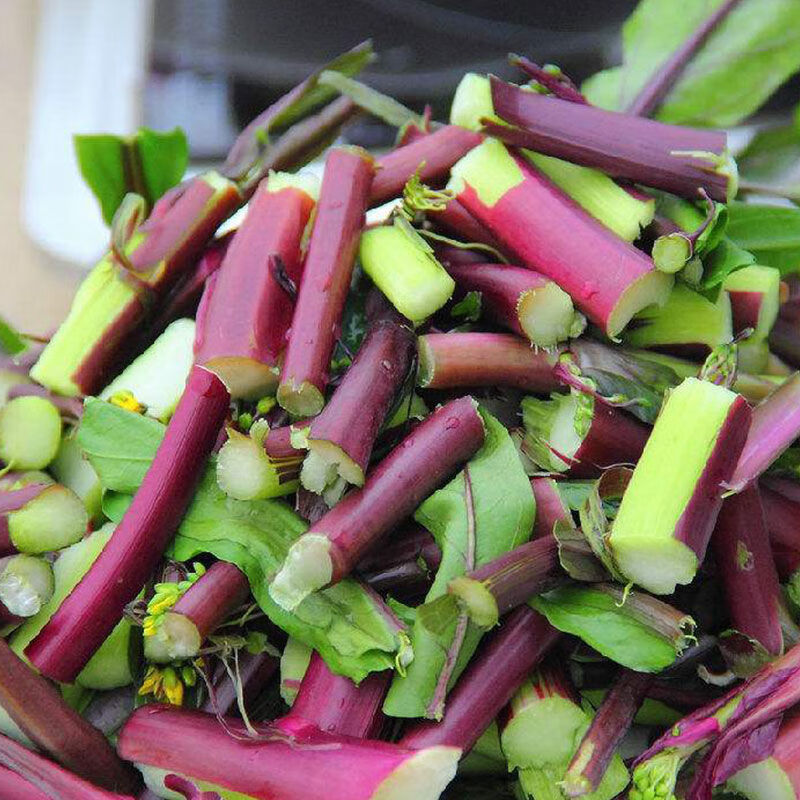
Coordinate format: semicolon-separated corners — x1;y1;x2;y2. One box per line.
101;318;196;419
0;395;62;470
610;377;739;594
726;757;795;800
8;485;88;554
30;258;139;396
517;283;585;347
623;283;732;352
50;432;103;522
269;533;334;611
723;264;782;339
358;222;455;325
216;431;298;501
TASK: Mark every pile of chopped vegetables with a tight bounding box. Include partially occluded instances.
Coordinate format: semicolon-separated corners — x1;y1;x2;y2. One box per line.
4;1;800;798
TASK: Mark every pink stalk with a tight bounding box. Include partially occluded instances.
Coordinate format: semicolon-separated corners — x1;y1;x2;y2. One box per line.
510;56;588;104
148;234;231;337
269;396;485;610
0;735;136;799
728;290;769;336
488;78;734;202
563;670;652;797
417;333;562;392
287;651;390;738
26;366;230;682
0;640;140;793
760;480;800;580
358;523;442;599
301;306;416;492
755;711;800;795
0;765;51;800
118;706;460;800
530;478;572;539
277;148;375;416
263;424;307;460
370;126;482;204
428;198;501;248
625;0;743;117
194;174;316;398
728;372;800;492
712;486;785;657
448;140;672;338
399;606;560;754
6;384;84;420
444;261;582;347
447;535;563;628
202;650;279;720
147;561;251;662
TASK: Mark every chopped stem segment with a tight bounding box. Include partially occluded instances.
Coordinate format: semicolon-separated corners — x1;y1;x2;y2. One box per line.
0;639;140;793
301;305;416;498
278;148;375;416
194;172;318;398
0;396;62;470
444;261;583;347
26;366;230;683
609;377;751;594
447;139;672;338
489;77;736;202
0;555;54;619
417;333;562;392
270;397;485;610
145;561;250;663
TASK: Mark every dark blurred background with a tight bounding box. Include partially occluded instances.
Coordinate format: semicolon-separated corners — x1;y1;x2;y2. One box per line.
145;0;636;156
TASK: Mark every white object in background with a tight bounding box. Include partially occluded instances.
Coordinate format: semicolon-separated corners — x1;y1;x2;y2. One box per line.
22;0;151;268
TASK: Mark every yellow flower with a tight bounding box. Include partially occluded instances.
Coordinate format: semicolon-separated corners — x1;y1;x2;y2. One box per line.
108;390;147;415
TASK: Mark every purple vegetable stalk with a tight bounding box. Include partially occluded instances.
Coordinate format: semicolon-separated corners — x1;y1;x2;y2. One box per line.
447;535;564;629
118;705;460;800
530;478;572;539
270;396;485;610
299;303;416;500
287;651;390;739
417;333;563;392
26;366;230;682
277;147;375;416
712;486;786;662
727;372;800;492
563;669;652;797
194;172;317;399
399;606;560;754
145;561;251;663
487;77;736;202
0;639;140;793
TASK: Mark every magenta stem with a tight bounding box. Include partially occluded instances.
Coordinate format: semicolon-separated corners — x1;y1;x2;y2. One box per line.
306;308;416;479
625;0;743;117
278;148;375;414
729;372;800;492
712;485;784;656
202;650;279;720
429;198;502;248
309;396;484;585
370;126;482;205
488;77;731;201
530;478;572;539
0;640;140;793
119;706;457;800
452;152;667;337
565;669;652;796
444;261;564;340
510;56;588;104
418;333;562;392
400;606;560;753
194;178;316;391
26;366;230;682
172;561;251;641
769;317;800;369
760;480;800;580
288;651;390;739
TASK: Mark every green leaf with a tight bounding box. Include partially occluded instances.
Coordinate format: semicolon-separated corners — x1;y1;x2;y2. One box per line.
77;398;167;494
451;291;482;322
583;0;800;127
737;117;800;202
725;202;800;275
383;410;535;719
0;317;27;356
77;399;402;682
530;585;681;672
74;127;188;225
